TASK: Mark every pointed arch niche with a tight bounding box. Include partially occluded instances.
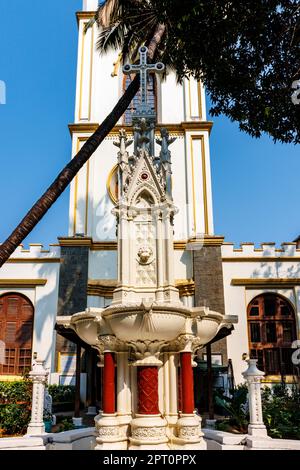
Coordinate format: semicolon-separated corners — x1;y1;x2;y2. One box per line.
122;73;158;125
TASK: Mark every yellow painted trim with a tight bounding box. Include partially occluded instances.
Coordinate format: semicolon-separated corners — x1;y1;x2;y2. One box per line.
91;242;118;251
190;135;209;234
73;137;89;235
58;237;92;247
176;279;195;297
85;159;90;235
0;375;23;382
106;164;118;205
88;26;94;121
6;258;61;264
188;235;224;247
197;81;203;120
190;137;197;234
262;375;297;384
76;12;95;25
78;22;86;120
231;278;300;288
90;241;188;251
174;241;187;250
223;257;300;262
57;352;77;373
0;279;47;288
87;279;195;299
78;22;94;122
111;52;122;77
188;79;192;118
68;122;213;136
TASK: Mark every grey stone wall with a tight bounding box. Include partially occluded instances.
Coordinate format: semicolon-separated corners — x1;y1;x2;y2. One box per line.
56;238;90;359
193;240;228;364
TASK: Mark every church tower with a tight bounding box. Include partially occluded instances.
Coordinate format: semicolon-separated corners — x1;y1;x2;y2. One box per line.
69;0;214;245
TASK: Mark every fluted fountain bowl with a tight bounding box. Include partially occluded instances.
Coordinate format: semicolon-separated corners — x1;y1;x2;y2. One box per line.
193;309;223;345
102;303;190;343
67;309;112;346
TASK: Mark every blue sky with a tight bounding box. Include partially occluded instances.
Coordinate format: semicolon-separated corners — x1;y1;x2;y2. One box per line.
0;0;299;249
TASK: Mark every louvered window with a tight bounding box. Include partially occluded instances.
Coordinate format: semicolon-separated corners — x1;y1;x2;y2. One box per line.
0;294;34;375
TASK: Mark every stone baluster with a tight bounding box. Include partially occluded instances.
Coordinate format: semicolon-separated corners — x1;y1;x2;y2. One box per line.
26;359;48;436
242;359;268;437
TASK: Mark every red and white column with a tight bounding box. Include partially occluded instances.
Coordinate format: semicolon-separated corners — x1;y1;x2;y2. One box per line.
102;352;115;414
137;366;159;415
129;363;168;449
180;352;195;414
95;342;128;450
174;339;205;449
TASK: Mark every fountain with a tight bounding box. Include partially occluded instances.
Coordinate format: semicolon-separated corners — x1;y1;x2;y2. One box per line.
58;47;237;450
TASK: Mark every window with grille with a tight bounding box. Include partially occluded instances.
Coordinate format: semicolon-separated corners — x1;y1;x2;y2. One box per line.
123;74;157;125
0;294;34;376
247;294;296;376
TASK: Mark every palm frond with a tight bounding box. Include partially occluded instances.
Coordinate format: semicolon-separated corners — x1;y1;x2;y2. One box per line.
97;21;128;54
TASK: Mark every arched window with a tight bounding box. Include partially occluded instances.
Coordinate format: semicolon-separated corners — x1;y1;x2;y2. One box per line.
0;293;34;375
247;294;297;376
123;74;157;125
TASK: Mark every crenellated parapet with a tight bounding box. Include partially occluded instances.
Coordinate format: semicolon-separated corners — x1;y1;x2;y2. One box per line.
0;243;61;263
222;242;300;260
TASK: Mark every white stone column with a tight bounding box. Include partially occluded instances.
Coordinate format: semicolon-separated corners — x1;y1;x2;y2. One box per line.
156;213;164;301
117;352;131;417
26;359;48;436
168;353;178;418
116;352;131;444
163;353;170;416
242;359;268;437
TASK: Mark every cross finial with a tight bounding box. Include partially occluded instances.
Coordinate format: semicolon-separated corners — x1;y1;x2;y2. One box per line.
123;46;165;121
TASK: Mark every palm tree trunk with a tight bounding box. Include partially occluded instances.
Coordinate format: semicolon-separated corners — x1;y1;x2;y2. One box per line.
0;24;166;268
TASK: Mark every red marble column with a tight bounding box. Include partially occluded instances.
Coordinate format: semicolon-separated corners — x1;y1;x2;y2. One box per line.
137;366;159;415
180;352;195;414
103;352;115;414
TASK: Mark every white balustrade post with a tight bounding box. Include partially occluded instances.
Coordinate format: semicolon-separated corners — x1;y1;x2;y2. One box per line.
26;359;48;436
242;359;268;437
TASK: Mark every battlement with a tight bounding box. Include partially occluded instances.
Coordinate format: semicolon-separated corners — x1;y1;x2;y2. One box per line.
222;242;300;259
7;244;61;260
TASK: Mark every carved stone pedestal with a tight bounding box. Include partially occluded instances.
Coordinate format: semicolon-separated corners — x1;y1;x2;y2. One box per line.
129;414;169;450
94;413;128;450
172;414;206;450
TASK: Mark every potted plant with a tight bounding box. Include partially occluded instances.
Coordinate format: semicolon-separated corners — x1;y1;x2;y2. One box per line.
43;409;53;433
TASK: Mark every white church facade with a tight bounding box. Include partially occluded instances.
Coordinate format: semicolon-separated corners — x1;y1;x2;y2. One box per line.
0;0;299;413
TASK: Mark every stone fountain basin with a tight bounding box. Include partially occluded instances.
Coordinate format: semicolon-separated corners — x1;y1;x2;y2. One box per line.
193;310;224;346
67;309;111;346
101;304;190;343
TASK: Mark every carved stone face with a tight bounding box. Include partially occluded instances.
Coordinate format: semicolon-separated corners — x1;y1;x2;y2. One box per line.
137;246;153;264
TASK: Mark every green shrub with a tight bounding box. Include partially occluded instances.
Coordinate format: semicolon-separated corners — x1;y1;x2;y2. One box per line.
262;385;300;439
0;381;32;404
0;403;31;436
215;383;300;439
55;418;75;433
214;384;249;433
48;385;75;403
0;381;32;436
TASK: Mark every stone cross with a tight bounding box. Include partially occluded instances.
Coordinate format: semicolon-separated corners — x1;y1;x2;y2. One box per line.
123;46;164;118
